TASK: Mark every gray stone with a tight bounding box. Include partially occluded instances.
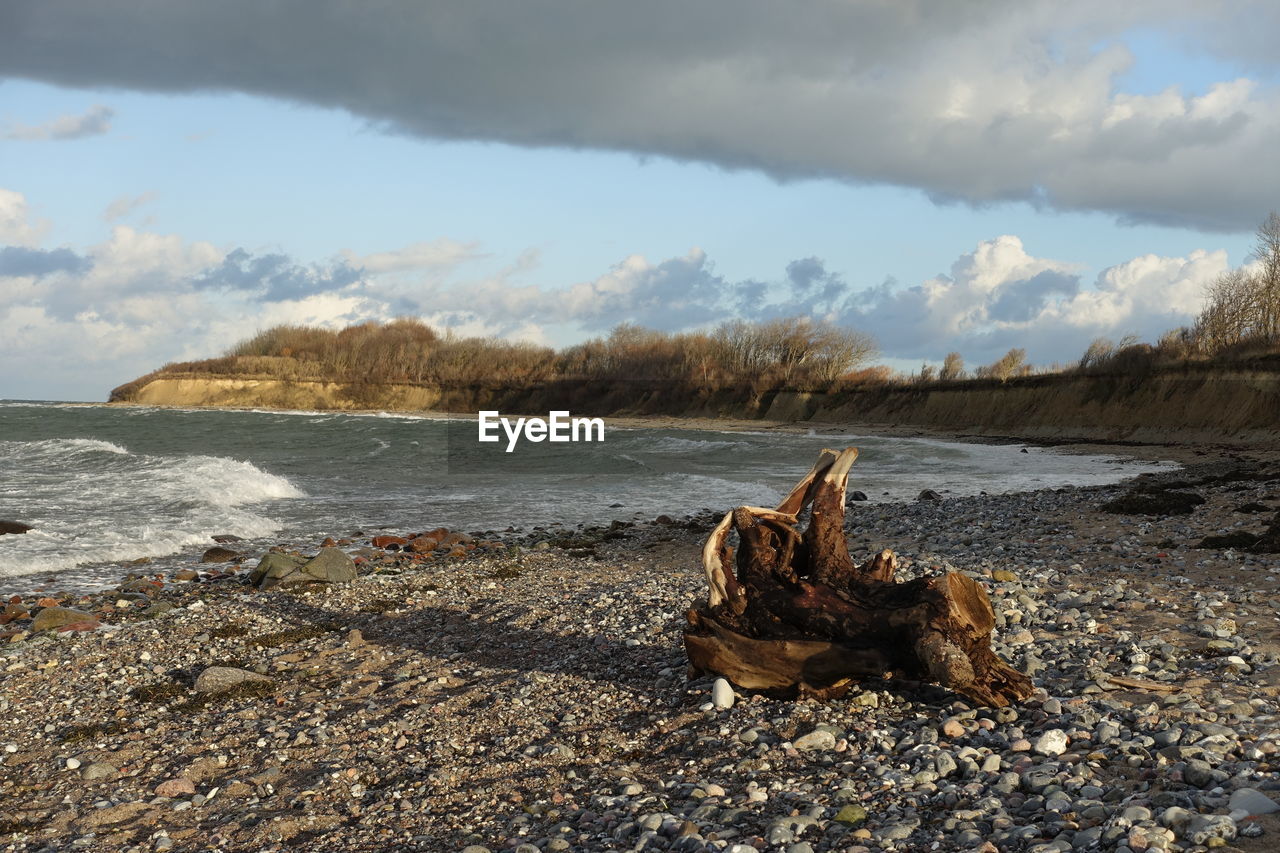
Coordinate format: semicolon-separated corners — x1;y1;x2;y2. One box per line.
876;819;919;840
250;548;356;590
193;666;274;694
301;547;358;583
80;762;118;781
1185;814;1236;845
1228;787;1280;816
711;678;734;710
792;729;836;752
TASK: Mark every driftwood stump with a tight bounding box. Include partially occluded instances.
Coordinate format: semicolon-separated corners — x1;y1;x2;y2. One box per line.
684;448;1034;707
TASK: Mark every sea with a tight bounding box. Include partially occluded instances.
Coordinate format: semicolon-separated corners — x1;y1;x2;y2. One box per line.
0;401;1177;594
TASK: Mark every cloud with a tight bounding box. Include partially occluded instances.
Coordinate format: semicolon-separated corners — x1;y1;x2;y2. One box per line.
0;246;90;277
0;188;46;246
103;191;157;222
3;104;114;140
1;2;1278;229
195;248;364;302
0;183;1230;399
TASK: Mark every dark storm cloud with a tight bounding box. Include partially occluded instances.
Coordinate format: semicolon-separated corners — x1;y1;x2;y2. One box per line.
0;245;90;277
1;1;1277;230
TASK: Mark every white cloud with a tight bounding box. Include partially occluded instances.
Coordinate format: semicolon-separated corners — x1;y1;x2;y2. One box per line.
3;104;114;141
0;188;47;247
0;187;1233;399
103;191;157;222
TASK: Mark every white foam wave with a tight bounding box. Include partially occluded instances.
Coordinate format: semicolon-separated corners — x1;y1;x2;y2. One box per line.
0;439;304;583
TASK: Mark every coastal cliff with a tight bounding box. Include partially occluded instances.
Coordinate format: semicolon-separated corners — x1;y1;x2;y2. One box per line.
112;357;1280;446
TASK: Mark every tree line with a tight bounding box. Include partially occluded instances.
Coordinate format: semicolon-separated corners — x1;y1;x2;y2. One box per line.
217;316;880;390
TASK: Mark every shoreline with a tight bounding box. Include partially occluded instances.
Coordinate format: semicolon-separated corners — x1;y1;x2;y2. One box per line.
2;456;1280;850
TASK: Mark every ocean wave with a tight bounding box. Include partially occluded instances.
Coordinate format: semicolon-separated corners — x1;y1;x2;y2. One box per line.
0;439;303;583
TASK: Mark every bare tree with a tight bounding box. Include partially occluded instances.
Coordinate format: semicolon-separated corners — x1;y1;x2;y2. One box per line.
979;348;1028;382
939;351;965;381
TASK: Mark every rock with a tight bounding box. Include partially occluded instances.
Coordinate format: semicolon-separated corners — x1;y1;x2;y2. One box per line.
834;805;867;826
940;718;965;738
1185;814;1236;845
1228;788;1280;816
212;534;243;543
200;546;239;563
371;535;407;549
406;536;439;553
0;520;33;535
32;606;99;633
65;757;81;770
917;489;942;501
711;678;734;710
155;777;197;798
300;548;358;583
792;729;837;752
173;569;199;581
250;548;355;590
249;552;306;589
848;491;868;502
81;762;118;781
992;569;1018;582
193;666;274;694
1033;729;1069;757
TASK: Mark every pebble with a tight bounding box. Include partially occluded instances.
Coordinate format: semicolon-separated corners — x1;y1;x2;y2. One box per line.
711;677;734;710
1032;729;1069;756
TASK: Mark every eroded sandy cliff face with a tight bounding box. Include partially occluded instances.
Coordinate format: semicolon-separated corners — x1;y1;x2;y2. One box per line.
113;363;1280;446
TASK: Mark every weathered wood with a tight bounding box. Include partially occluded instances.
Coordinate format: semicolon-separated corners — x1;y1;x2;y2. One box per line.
684;447;1035;707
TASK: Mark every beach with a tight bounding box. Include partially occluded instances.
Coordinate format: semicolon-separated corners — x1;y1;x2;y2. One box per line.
3;437;1280;853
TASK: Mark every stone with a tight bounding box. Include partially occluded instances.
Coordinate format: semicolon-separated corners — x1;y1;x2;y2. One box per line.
792;729;836;752
941;718;965;738
1228;787;1280;816
250;548;355;590
300;548;358;584
1185;814;1236;845
1033;729;1069;757
249;552;306;589
992;569;1018;582
193;666;274;694
848;491;868;502
32;606;99;633
917;489;942;501
834;805;867;826
711;678;734;710
371;535;407;549
0;520;33;535
81;762;118;781
200;546;239;563
153;773;194;796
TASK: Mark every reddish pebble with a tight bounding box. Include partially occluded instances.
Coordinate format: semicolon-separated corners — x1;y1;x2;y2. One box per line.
154;777;197;798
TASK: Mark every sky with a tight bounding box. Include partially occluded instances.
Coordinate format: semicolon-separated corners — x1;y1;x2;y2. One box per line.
2;1;1279;402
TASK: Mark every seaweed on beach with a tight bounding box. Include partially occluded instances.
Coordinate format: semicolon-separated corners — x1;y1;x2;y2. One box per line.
1101;488;1205;516
248;623;339;648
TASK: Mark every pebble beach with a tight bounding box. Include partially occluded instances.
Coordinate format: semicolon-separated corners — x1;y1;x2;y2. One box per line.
3;446;1280;853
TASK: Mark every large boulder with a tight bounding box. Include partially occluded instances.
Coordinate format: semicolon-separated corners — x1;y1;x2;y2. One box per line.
249;548;356;591
0;520;33;535
32;606;99;632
